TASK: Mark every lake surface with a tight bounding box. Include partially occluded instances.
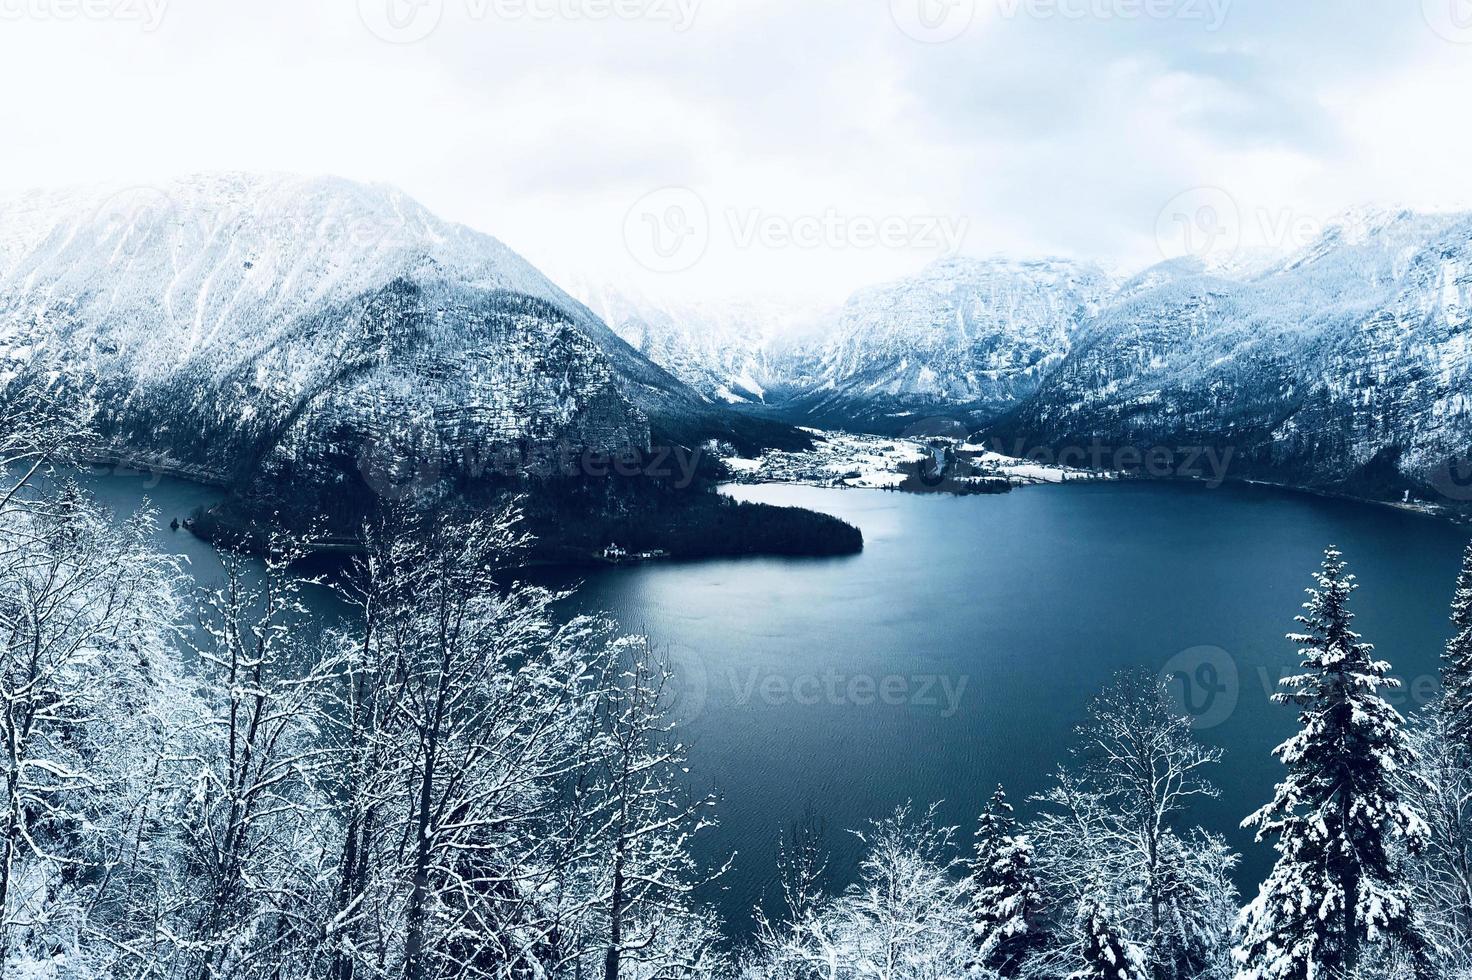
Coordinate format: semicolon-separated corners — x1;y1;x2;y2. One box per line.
56;467;1472;939
558;481;1471;933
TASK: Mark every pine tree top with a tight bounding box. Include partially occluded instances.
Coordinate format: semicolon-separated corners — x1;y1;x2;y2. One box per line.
1452;541;1472;629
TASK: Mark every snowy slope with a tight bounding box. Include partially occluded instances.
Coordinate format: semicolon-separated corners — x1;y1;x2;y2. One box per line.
566;278;830;406
762;256;1117;429
0;173;735;525
992;208;1472;502
576;256;1116;429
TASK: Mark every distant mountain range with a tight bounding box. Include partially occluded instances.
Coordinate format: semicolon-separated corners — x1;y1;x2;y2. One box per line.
4;174;1467;525
572;208;1472;509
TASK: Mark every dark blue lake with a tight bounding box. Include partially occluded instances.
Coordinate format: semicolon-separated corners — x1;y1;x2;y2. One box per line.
562;481;1470;934
62;468;1472;939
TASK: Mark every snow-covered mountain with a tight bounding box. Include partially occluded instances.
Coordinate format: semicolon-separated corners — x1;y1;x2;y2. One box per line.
765;256;1118;429
568;257;1118;430
589;208;1472;507
565;279;824;406
0;173;782;528
6;175;1467;515
992;207;1472;504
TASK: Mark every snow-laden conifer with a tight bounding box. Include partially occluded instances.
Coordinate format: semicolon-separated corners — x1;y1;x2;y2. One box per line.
1237;547;1432;979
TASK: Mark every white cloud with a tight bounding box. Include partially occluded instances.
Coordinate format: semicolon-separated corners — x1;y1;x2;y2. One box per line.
0;0;1464;305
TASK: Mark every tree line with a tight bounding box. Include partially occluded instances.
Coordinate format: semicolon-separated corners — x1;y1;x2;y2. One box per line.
4;384;1472;978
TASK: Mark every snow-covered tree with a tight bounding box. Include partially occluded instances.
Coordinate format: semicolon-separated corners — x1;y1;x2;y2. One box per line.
749;807;831;979
968;786;1042;976
582;638;722;980
321;506;710;980
168;534;342;979
1067;889;1147;980
1029;674;1236;980
0;376;90;519
1443;542;1472;752
741;804;974;980
1400;544;1472;973
1078;673;1227;980
1404;710;1472;972
0;479;190;977
1237;547;1433;979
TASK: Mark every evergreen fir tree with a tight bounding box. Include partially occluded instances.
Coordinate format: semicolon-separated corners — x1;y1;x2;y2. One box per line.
1442;541;1472;751
969;785;1042;975
1237;547;1432;979
1067;890;1146;980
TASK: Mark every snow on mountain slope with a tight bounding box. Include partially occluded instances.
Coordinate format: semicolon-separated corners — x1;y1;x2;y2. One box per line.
992;208;1472;504
0;173;730;526
560;257;1115;430
565;278;827;406
766;256;1118;429
585;205;1472;507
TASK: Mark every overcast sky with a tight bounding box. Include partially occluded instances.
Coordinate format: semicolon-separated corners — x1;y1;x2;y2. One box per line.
3;0;1470;303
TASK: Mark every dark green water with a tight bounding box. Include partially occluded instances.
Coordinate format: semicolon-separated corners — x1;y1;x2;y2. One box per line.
57;468;1472;938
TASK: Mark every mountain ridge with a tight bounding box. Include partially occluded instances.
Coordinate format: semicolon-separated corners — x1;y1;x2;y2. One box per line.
574;206;1472;509
0;173;813;546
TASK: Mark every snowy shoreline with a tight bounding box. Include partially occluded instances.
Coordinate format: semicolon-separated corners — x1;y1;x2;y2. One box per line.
718;429;1122;494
